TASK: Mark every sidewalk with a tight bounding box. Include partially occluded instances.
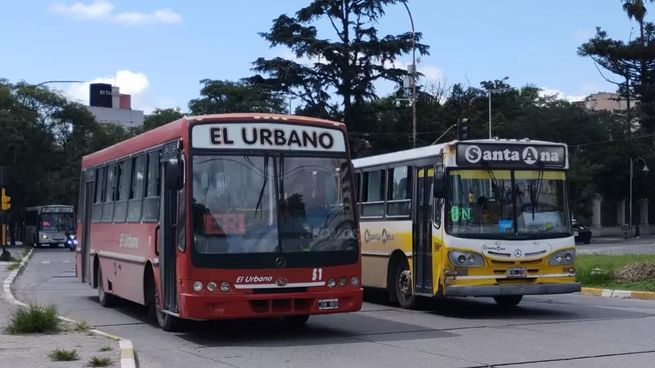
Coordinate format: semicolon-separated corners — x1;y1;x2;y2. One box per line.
0;247;120;368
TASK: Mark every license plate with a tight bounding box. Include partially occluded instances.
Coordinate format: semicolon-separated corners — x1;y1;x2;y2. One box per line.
318;298;339;310
573;231;579;237
507;267;527;278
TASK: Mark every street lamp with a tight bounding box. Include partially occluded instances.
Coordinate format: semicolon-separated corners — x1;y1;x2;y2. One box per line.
35;80;84;87
629;157;649;238
401;1;417;148
484;77;510;139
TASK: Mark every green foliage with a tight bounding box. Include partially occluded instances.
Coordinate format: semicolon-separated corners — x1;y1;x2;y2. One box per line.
75;320;91;332
5;304;60;334
577;254;655;291
189;79;286;115
49;349;79;361
99;346;113;352
88;356;112;367
6;261;20;271
140;107;184;132
249;0;429;126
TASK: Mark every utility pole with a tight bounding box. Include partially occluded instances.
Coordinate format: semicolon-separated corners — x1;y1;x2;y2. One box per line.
402;2;417;147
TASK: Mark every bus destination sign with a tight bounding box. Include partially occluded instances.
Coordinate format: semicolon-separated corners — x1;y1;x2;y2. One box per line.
456;143;566;168
192;122;347;152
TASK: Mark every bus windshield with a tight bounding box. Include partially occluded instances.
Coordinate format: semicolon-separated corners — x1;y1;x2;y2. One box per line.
40;212;76;232
446;169;570;238
192;154;356;255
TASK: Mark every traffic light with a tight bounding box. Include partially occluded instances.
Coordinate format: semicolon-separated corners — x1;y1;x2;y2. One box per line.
458;118;471;140
1;188;10;211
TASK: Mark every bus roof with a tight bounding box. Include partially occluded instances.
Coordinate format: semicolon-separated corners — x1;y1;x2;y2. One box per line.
353;138;566;169
82;113;345;169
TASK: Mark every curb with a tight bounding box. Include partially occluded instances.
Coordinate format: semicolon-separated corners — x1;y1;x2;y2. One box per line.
2;249;137;368
580;287;655;301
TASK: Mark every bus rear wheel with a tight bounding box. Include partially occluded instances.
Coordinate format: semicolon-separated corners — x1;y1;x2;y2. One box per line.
97;266;116;307
147;273;181;332
392;259;418;309
493;295;523;308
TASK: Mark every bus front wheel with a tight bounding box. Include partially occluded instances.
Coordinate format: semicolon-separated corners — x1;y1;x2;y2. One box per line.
493;295;523;308
392;259;418;309
147;273;181;332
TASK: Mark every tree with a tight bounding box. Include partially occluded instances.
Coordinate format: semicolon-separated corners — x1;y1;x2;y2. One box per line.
188;79;286;115
578;1;655;141
142;107;184;132
248;0;429;127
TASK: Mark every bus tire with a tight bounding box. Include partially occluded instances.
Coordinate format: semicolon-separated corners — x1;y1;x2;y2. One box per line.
146;271;181;332
97;266;116;308
392;258;418;309
284;315;309;327
493;295;523;308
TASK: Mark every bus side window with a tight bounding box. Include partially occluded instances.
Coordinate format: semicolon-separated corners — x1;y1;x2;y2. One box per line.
386;166;411;217
113;159;130;223
361;170;385;218
102;164;116;223
92;167;105;223
127;155;146;222
142;149;161;222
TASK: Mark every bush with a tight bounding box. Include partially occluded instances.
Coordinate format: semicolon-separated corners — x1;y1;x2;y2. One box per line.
49;349;79;361
5;304;60;334
75;320;91;332
88;356;112;367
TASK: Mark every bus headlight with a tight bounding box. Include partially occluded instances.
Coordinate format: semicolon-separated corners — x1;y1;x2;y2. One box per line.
448;251;485;267
192;281;203;292
339;277;348;287
549;250;575;266
206;282;217;292
220;281;231;292
350;276;360;287
327;278;337;288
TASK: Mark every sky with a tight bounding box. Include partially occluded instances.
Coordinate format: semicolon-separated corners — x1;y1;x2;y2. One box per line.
0;0;644;114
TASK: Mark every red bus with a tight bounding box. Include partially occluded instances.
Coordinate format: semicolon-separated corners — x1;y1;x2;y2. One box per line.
75;113;362;331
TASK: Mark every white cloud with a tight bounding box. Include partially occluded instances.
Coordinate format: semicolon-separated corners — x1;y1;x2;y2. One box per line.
50;1;181;25
66;70;152;112
50;0;113;20
539;87;586;102
419;65;444;81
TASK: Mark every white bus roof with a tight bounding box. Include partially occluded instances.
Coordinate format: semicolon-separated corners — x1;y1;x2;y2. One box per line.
353;139;566;169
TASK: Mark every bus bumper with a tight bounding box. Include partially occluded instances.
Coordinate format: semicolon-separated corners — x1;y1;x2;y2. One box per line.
178;288;363;320
444;282;581;297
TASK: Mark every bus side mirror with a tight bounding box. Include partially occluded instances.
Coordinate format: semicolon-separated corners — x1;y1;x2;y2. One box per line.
433;168;445;198
165;158;183;190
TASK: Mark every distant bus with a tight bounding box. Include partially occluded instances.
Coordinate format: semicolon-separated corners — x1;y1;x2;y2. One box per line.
76;113;362;331
353;139;580;308
24;205;76;248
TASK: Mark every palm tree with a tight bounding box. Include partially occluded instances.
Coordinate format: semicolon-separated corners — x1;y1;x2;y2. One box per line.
622;0;652;42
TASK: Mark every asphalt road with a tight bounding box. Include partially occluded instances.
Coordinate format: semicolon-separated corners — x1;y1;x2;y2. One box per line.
13;248;655;368
576;234;655;255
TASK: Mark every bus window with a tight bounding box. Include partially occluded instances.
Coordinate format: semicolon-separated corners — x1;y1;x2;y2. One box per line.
113;159;130;223
92;167;105;223
127;155;146;222
386;166;411;217
361;170;385;217
142;150;161;222
102;164;116;223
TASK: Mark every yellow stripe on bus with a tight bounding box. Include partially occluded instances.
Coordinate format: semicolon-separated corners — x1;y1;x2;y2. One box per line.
417;168;434;178
450;170;565;180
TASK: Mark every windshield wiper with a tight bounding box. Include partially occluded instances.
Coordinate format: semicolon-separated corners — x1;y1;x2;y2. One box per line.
253;154;269;219
528;163;545;220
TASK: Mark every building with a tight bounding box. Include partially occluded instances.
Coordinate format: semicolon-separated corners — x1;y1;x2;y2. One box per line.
582;92;638;113
86;83;144;128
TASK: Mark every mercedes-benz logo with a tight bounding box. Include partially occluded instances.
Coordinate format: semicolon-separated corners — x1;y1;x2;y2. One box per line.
276;277;288;287
274;256;287;268
514;249;523;258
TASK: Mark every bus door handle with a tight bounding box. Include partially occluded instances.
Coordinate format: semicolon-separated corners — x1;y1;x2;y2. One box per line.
154;224;160;256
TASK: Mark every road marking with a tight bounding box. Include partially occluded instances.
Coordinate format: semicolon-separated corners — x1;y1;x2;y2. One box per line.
41;260;50;264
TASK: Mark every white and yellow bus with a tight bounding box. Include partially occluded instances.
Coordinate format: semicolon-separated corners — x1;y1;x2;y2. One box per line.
353;139;580;308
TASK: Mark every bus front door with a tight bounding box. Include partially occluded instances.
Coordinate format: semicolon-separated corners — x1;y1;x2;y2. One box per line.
159;157;180;314
81;173;94;284
413;167;433;295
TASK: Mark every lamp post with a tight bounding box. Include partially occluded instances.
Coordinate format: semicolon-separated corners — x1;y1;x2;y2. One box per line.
35;80;84;87
401;1;417;147
484;77;510;139
629;157;649;238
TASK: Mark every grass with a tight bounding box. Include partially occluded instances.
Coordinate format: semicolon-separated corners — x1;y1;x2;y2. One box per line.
6;261;20;271
5;304;60;334
99;345;113;352
577;254;655;292
88;356;112;367
49;348;79;361
75;320;91;332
